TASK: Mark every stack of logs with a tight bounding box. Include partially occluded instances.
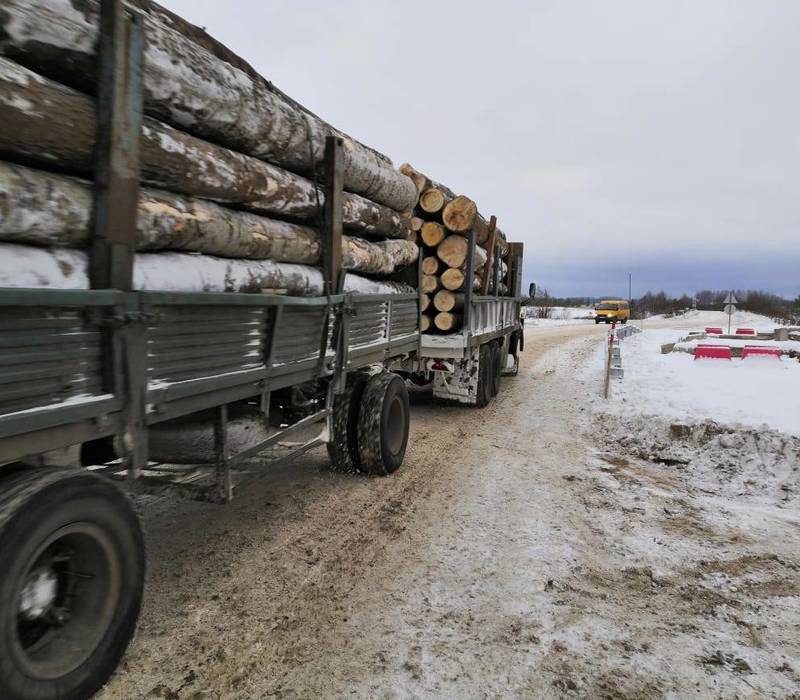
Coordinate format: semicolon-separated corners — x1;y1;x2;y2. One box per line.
0;0;420;296
400;165;510;333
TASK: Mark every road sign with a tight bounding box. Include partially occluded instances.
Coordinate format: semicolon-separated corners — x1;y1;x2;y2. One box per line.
724;304;736;315
724;293;738;305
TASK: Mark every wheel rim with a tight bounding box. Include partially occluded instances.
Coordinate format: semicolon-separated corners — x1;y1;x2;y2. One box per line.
384;394;406;456
11;522;122;680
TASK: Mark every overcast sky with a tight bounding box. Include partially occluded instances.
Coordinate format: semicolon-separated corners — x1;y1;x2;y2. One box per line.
162;0;799;299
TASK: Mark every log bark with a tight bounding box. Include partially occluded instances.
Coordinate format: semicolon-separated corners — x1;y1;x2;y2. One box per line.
421;255;440;276
421;275;440;294
433;290;464;313
0;243;414;295
420;222;446;248
434;312;461;332
0;58;410;240
0;0;418;212
0;162;418;275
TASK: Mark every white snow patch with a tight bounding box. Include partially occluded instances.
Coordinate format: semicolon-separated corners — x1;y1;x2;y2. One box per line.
583;327;800;436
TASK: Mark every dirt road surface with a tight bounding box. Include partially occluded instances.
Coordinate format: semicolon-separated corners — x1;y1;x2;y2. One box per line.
100;322;800;699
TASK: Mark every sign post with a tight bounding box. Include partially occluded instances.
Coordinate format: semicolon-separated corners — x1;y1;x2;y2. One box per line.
723;292;738;334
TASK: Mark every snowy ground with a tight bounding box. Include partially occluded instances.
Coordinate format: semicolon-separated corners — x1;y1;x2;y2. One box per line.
583;325;800;436
523;305;595;327
98;320;799;699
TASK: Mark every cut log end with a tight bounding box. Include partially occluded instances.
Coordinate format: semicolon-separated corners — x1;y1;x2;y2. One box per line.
421;274;440;294
419;187;446;214
436;234;469;269
420;292;431;312
422;255;440;276
442;195;477;233
434;311;461;332
440;267;466;291
420;221;446;248
420;314;432;332
433;289;464;313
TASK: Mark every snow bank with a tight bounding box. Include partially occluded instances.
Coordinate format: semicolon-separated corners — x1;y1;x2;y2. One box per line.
583;328;800;436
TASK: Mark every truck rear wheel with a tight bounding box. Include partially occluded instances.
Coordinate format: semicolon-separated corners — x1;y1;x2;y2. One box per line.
476;345;493;408
0;468;145;700
327;374;367;472
491;343;503;397
357;373;410;476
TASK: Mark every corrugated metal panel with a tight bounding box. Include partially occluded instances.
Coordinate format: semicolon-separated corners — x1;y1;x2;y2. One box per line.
349;300;387;348
148;305;267;383
271;305;328;366
0;308;104;414
389;298;418;340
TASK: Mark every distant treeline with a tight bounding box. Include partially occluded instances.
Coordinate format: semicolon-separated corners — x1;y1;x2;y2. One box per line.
528;289;800;323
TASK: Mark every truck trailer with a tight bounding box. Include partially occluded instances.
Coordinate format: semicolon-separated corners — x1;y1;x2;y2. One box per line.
0;2;526;697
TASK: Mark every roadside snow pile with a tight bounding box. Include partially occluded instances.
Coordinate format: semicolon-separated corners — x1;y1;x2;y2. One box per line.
580;326;800;504
593;413;800;503
584;329;800;435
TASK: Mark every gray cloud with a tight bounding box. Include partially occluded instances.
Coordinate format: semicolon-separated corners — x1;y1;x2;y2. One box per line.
161;0;800;297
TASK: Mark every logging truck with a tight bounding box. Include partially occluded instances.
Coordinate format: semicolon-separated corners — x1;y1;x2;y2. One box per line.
0;3;525;699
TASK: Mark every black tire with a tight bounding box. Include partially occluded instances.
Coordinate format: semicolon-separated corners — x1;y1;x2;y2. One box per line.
476;345;493;408
621;319;627;325
357;373;410;476
595;319;601;324
326;373;367;472
0;468;145;700
490;343;502;397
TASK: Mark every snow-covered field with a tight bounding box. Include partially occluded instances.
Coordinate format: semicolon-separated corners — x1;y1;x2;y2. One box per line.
523;305;595;326
585;325;800;435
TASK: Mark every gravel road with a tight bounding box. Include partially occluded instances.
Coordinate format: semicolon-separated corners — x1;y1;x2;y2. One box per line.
99;322;799;699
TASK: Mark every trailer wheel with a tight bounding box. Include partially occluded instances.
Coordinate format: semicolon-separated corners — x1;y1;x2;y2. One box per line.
491;343;502;397
476;345;493;408
327;373;367;472
0;469;145;700
357;373;410;476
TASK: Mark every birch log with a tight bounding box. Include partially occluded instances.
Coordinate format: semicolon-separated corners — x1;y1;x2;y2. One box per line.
436;235;487;269
420;314;432;333
0;58;410;239
433;290;464;313
421;275;440;294
0;162;418;275
399;163;456;201
0;243;414;296
421;256;440;275
441;268;466;291
420;222;446;248
0;0;418;212
434;312;461;332
442;197;509;255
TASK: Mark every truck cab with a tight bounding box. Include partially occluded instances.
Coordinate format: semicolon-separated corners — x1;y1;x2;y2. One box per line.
594;299;630;324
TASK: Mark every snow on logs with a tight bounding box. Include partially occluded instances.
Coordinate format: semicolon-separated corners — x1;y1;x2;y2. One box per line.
0;243;413;296
0;0;418;212
0;163;418;275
